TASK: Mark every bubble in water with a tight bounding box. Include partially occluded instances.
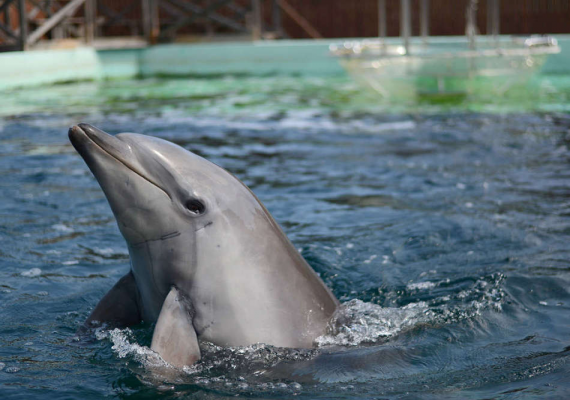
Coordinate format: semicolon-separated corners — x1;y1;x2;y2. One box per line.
363;254;377;264
21;268;41;277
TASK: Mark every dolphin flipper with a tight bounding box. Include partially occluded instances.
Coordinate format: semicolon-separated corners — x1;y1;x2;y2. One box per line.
151;287;201;367
84;271;142;328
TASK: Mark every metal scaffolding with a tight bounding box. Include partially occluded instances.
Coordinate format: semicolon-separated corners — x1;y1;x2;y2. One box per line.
0;0;293;51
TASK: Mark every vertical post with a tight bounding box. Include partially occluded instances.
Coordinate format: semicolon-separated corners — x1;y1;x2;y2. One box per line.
204;0;214;36
142;0;157;44
142;0;151;43
378;0;386;40
420;0;429;45
487;0;499;38
400;0;411;55
272;0;282;37
51;0;64;39
466;0;478;50
252;0;262;40
5;0;11;29
18;0;27;50
84;0;95;44
150;0;159;44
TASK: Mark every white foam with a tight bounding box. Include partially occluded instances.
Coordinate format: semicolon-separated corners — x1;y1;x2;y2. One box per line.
52;224;73;233
21;268;42;277
96;328;168;368
407;281;437;291
94;247;121;256
316;299;430;346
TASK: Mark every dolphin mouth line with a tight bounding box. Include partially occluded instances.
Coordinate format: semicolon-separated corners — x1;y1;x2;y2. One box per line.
70;124;171;201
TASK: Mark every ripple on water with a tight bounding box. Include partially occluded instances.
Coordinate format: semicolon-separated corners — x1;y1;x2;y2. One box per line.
2;78;570;398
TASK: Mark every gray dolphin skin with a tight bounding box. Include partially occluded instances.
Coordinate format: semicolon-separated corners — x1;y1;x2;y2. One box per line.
69;123;339;368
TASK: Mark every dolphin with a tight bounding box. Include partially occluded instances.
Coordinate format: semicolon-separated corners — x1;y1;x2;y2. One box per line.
69;123;339;368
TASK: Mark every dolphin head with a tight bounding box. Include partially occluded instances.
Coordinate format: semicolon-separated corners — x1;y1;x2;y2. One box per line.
69;123;259;243
69;124;264;318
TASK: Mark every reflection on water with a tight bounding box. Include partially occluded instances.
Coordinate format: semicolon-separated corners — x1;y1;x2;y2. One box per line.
1;76;570;399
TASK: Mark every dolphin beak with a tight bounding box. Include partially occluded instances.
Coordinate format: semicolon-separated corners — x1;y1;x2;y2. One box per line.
69;123;132;162
69;123;171;199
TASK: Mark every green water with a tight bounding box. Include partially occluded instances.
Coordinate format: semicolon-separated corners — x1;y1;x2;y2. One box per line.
2;72;570;118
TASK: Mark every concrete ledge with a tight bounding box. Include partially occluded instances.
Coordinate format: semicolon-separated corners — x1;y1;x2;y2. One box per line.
138;40;345;77
0;47;102;91
0;35;568;91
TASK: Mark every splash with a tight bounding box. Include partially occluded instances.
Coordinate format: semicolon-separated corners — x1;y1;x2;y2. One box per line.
95;327;168;368
316;299;431;346
317;274;505;347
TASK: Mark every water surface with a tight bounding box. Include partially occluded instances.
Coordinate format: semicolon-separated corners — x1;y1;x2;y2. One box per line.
1;75;570;399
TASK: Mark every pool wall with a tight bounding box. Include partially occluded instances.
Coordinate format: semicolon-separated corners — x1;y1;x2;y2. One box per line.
1;35;569;91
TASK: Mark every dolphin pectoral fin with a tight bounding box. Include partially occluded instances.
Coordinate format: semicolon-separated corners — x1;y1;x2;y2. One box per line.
151;287;201;368
83;271;141;330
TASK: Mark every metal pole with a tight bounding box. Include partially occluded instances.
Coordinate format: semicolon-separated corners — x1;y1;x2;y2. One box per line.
5;0;11;30
18;0;27;50
150;0;159;44
278;0;322;39
400;0;411;55
420;0;429;45
466;0;478;50
26;0;87;46
142;0;151;43
252;0;262;40
272;0;282;37
490;0;500;37
378;0;386;40
84;0;95;44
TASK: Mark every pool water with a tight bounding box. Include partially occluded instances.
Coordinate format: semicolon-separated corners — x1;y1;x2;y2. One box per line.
1;74;570;399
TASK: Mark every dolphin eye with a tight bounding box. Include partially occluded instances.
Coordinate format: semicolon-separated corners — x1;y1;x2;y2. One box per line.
186;199;205;215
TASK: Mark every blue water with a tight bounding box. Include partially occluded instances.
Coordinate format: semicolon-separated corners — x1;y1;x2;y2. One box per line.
1;75;570;399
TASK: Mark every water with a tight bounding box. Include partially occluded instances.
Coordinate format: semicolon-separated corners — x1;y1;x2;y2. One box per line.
1;74;570;399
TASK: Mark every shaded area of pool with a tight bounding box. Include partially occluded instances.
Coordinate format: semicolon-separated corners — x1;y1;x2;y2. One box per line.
1;76;570;398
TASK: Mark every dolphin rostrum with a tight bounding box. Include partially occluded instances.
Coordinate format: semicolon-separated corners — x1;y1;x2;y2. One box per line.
69;124;339;367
